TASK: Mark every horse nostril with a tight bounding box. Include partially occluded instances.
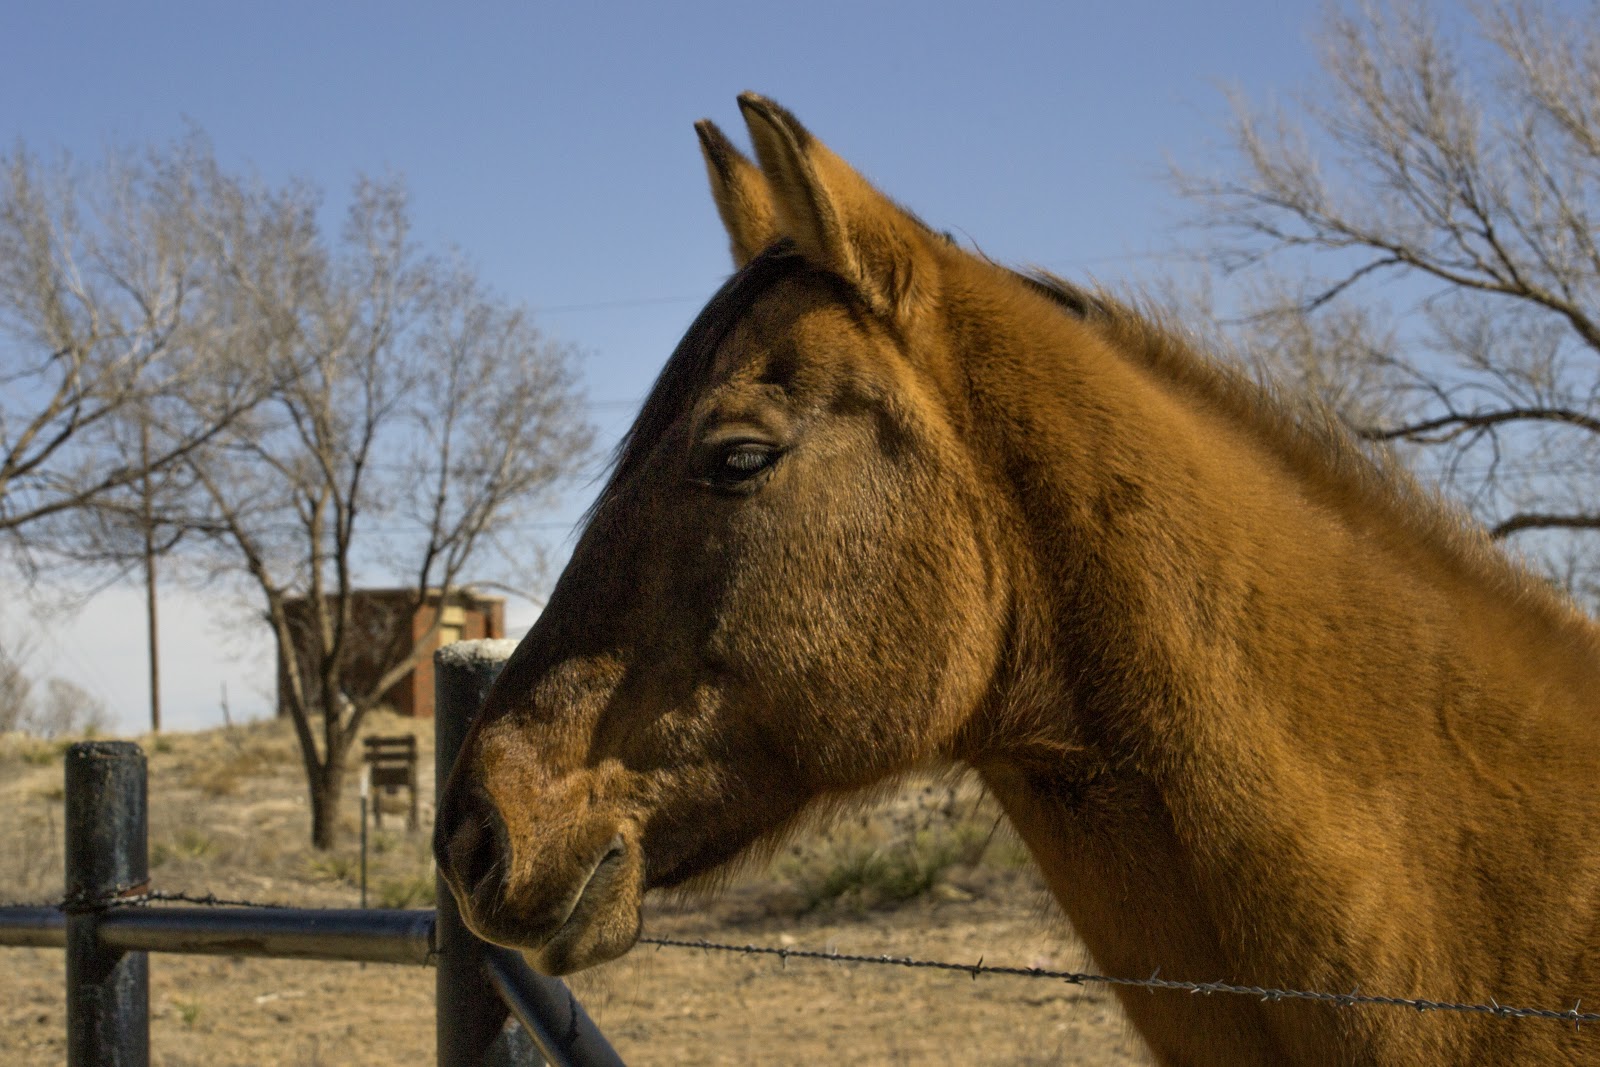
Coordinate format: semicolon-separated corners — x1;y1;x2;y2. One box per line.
437;789;507;897
454;818;501;894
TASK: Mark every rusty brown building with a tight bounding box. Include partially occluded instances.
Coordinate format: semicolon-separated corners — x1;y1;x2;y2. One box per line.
276;588;506;719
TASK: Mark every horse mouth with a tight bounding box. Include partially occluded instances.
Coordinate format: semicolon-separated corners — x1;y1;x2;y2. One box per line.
522;833;633;974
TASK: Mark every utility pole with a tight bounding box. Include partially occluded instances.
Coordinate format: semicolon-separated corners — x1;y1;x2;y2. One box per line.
140;415;160;734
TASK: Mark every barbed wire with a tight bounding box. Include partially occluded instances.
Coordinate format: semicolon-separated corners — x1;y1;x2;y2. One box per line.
4;886;1595;1028
113;889;295;910
5;888;294;913
638;936;1595;1027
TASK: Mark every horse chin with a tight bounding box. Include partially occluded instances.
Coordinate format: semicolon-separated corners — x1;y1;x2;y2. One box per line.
522;835;644;976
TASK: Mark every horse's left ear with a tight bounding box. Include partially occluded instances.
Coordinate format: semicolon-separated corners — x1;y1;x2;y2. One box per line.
696;119;779;269
737;93;936;322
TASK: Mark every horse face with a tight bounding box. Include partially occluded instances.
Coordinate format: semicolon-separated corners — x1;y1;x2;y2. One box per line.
434;97;1008;974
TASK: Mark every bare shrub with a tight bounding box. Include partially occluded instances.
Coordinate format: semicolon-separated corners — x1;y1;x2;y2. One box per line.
0;640;32;733
31;678;108;739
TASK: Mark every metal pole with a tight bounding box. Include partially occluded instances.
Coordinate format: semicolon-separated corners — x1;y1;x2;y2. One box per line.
360;766;369;910
97;906;435;964
140;416;160;735
483;946;626;1067
65;741;149;1067
0;906;66;948
433;639;626;1067
1;903;434;962
435;639;524;1067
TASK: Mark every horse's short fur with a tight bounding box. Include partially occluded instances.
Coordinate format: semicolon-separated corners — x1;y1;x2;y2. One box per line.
436;94;1600;1066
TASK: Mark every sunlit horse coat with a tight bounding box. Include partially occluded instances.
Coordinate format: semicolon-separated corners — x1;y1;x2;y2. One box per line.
437;94;1600;1066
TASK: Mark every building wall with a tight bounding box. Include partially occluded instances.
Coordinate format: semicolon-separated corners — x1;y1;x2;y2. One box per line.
276;590;506;719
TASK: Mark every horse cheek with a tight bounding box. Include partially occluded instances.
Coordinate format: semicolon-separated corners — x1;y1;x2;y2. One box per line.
788;460;993;773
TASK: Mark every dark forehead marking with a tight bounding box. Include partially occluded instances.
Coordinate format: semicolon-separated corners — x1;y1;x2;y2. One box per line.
585;241;807;523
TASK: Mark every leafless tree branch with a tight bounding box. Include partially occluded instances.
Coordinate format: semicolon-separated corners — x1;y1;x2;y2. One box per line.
0;136;280;544
1175;0;1600;605
1490;512;1600;538
154;180;593;848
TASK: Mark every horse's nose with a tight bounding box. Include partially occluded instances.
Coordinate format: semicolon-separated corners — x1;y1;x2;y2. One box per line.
434;781;508;902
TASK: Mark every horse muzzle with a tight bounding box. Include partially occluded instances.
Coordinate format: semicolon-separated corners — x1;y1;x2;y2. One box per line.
435;783;645;974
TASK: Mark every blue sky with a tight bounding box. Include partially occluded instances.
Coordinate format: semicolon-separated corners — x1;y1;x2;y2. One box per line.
4;1;1331;732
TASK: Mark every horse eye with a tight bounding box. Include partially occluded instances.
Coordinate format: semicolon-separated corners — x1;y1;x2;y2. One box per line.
694;439;783;491
721;444;777;477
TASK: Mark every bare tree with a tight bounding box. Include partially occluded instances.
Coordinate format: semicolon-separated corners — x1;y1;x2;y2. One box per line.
35;678;109;739
0;136;278;559
157;178;593;849
1176;0;1600;598
0;635;108;738
0;639;31;734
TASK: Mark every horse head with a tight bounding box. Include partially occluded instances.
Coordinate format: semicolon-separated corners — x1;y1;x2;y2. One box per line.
435;94;1013;974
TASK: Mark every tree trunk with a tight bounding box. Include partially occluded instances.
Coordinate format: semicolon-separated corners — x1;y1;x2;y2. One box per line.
309;748;347;851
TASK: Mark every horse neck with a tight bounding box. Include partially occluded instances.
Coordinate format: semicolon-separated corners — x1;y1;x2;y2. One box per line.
948;277;1600;1065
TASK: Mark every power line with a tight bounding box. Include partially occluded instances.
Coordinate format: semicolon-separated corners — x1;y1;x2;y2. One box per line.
535;294;712;314
584;399;644;411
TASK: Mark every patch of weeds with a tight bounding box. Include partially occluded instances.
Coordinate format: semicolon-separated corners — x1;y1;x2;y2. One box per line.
183;756;245;796
768;796;1004;915
305;853;360;885
803;847;917;910
150;842;173;868
174;1000;201;1027
189;768;240;797
152;736;174;755
180;741;283;797
784;822;990;913
175;827;214;859
376;873;436;908
20;743;56;766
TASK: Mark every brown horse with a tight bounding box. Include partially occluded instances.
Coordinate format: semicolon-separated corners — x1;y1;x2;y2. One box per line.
436;94;1600;1065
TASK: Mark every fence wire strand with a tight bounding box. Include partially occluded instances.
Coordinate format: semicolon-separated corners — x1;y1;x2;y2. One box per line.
6;889;294;913
4;886;1595;1029
637;935;1595;1027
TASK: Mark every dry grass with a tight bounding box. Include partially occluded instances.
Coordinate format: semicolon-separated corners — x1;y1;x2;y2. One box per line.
3;800;63;903
180;746;283;797
774;783;1033;913
0;716;1145;1066
0;711;440;910
2;716;1042;916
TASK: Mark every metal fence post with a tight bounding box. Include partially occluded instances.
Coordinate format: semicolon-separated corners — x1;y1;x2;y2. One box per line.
434;639;625;1067
435;639;527;1067
65;741;149;1067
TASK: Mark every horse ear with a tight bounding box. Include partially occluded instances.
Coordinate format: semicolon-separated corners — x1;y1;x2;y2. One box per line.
696;120;779;269
737;93;933;321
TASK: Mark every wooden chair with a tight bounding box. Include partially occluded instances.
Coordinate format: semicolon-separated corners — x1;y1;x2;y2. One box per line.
363;735;419;832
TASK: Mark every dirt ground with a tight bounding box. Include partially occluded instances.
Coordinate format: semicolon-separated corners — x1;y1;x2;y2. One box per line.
0;720;1150;1066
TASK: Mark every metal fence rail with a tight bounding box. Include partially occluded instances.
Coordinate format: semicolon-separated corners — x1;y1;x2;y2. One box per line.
0;640;625;1067
1;904;434;964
